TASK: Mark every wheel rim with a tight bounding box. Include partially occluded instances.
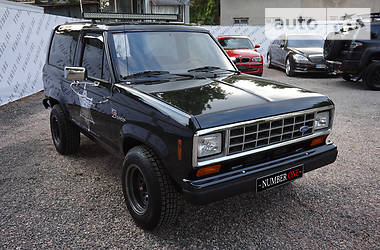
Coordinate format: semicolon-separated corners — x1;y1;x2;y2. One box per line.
51;116;61;146
286;59;290;75
268;54;271;64
126;164;149;215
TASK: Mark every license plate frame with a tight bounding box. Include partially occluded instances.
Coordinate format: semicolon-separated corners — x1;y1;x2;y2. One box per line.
256;165;304;192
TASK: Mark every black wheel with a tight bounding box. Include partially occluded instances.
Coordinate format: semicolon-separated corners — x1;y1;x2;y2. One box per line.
285;57;295;77
50;104;80;155
122;146;179;230
323;32;345;60
364;62;380;90
267;53;273;68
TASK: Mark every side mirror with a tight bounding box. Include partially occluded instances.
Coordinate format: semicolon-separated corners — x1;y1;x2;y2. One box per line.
64;66;86;81
254;44;260;48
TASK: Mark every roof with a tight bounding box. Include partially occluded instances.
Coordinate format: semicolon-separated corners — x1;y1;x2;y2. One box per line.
56;21;208;33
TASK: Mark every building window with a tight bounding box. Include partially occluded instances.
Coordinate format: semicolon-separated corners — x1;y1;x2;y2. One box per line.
233;17;249;25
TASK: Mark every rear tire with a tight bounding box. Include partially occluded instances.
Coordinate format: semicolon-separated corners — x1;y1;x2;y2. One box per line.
364;62;380;90
50;104;80;155
324;32;345;60
122;146;180;230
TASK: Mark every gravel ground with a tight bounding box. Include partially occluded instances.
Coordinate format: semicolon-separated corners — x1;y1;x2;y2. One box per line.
1;68;379;249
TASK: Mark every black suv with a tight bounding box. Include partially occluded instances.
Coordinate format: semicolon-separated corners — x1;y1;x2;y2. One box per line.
324;13;380;90
43;17;338;230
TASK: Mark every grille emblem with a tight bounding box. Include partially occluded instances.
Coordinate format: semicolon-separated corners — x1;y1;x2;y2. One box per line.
300;125;310;133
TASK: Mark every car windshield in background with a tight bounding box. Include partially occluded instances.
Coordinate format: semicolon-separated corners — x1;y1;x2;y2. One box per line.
111;31;235;80
219;38;254;49
287;36;324;48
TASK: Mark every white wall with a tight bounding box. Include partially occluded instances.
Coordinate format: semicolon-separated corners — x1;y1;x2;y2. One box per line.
0;0;76;106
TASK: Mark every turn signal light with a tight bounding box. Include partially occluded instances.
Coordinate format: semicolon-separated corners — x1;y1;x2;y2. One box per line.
310;136;326;147
196;165;221;177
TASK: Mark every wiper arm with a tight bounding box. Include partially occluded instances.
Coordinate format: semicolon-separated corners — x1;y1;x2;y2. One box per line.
121;70;170;79
188;66;240;74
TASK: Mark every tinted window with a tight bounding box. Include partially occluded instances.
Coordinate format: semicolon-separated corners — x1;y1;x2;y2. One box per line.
219;38;253;49
287;36;324;48
103;49;111;81
82;36;103;79
371;25;380;39
49;31;78;68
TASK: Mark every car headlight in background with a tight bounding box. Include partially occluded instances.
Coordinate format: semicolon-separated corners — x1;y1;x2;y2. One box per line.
293;54;309;63
251;56;261;62
197;133;222;157
314;111;330;130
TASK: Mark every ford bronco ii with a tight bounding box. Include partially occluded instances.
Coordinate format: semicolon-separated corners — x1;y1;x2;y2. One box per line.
43;14;337;230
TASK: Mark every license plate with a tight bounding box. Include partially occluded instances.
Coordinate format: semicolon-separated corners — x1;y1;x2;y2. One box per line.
237;65;249;70
315;64;326;69
256;165;303;192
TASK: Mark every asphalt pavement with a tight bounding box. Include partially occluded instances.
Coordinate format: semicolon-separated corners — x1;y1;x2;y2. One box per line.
0;67;379;249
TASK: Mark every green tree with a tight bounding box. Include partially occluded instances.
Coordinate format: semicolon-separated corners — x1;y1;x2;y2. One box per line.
190;0;219;25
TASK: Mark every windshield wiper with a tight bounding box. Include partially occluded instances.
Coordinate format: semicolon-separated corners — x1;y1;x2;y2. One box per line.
121;70;170;79
188;66;240;74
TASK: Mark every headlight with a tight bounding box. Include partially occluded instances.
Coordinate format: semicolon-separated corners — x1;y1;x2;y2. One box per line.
251;56;261;62
197;133;222;158
314;111;330;130
293;54;309;62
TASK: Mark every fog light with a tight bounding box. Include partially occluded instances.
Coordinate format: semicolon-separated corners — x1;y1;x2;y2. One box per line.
196;165;221;177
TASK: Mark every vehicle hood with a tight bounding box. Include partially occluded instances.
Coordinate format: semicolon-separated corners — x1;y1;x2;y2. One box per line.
224;48;261;58
129;74;332;128
288;47;323;57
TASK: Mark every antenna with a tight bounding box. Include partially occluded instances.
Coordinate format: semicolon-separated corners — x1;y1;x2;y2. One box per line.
79;0;84;18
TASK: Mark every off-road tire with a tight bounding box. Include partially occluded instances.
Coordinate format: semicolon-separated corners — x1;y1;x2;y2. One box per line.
122;146;180;230
50;104;80;155
364;61;380;90
323;32;345;61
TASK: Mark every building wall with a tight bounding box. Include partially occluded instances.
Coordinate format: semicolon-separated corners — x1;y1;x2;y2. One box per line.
220;0;380;26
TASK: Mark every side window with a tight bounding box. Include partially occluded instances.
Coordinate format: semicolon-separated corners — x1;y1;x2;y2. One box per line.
370;25;380;40
49;31;79;68
82;35;103;79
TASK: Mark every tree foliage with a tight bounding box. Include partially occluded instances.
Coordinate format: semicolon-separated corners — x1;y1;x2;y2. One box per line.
190;0;219;25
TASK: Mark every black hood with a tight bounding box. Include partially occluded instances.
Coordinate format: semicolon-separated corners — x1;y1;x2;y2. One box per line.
129;74;332;128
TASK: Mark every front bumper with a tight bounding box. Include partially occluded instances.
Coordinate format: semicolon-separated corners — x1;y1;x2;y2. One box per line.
293;62;331;73
236;63;263;75
182;143;337;204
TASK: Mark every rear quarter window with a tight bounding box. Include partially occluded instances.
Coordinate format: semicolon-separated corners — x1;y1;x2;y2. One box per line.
48;30;79;68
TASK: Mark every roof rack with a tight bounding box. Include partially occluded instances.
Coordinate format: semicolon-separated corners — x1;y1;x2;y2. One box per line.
82;12;180;23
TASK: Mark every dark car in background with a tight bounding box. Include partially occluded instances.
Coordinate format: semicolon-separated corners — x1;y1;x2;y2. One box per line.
267;34;330;76
324;13;380;90
218;35;263;76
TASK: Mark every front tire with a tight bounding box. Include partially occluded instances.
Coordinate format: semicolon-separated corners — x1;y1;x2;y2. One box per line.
267;53;273;68
285;57;296;77
122;146;179;230
50;104;80;155
364;62;380;90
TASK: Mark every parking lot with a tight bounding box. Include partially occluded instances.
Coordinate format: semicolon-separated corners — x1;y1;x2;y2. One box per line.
1;67;379;249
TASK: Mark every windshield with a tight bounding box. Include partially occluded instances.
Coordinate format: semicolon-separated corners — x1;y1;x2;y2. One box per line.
287;36;324;48
111;31;235;79
218;38;254;49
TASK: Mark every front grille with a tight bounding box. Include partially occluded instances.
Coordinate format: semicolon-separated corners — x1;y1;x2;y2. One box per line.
227;112;316;155
308;55;324;64
241;58;250;63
